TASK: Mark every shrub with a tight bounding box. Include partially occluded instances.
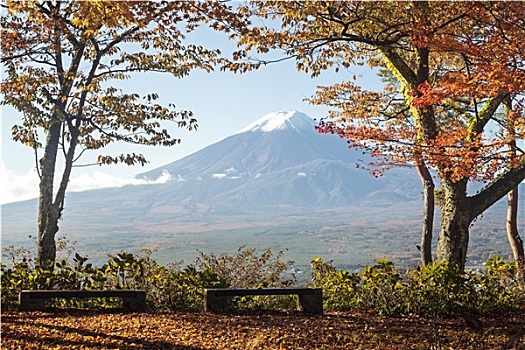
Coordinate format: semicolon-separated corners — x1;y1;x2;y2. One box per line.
2;240;523;315
194;245;295;288
310;256;360;310
474;255;525;314
406;261;478;315
149;264;228;311
193;245;296;311
310;256;525;316
1;243;295;311
1;248;34;309
355;257;407;315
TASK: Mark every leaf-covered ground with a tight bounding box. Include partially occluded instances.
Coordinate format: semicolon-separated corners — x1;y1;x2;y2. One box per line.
2;310;524;349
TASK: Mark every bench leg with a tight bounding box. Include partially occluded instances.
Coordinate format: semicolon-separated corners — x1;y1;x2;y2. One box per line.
19;294;45;311
297;290;323;314
122;298;142;311
123;292;147;311
204;291;229;313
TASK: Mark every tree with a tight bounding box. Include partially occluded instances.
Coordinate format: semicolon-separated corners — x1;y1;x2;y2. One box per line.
236;1;525;269
503;97;525;278
1;1;246;266
377;68;435;265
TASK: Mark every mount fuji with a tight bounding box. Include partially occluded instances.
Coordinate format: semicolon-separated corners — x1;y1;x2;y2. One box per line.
135;110;421;211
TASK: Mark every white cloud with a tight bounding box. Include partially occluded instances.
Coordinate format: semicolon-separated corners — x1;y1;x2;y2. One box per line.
212;172;242;180
1;162;173;205
0;162;40;204
68;169;173;190
297;172;307;177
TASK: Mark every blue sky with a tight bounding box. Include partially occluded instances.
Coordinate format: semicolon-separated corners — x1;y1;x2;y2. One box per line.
1;24;381;204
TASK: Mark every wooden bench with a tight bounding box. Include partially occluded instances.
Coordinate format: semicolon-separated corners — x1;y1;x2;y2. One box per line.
19;290;146;311
204;288;323;314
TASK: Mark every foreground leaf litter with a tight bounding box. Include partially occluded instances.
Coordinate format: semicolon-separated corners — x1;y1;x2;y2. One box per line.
2;310;524;349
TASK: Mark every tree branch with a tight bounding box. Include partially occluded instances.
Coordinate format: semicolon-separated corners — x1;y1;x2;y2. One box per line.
379;47;418;87
475;94;509;134
468;164;525;220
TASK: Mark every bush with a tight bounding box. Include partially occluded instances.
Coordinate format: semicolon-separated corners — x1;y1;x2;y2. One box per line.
310;256;360;310
356;257;407;315
147;263;229;311
311;257;409;315
474;255;525;314
406;261;478;315
194;245;295;288
311;256;525;316
2;240;523;315
193;245;296;311
1;243;295;312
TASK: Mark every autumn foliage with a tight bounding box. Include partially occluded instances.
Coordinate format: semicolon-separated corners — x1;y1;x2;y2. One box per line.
4;311;525;350
235;1;525;269
1;0;248;265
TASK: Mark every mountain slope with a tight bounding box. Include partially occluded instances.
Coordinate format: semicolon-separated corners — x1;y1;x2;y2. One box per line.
137;110;421;209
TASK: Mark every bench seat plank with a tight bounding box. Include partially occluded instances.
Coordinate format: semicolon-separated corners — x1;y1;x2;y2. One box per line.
206;288;319;297
204;288;322;314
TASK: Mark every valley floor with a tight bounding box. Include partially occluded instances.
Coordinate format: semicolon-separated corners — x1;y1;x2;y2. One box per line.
2;310;524;349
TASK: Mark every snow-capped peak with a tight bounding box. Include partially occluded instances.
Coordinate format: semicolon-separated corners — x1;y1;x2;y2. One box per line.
237;110;316;134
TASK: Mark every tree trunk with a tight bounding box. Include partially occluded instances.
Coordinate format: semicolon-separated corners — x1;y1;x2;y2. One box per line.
37;119;61;266
38;211;60;266
416;161;435;265
434;165;525;272
435;179;471;270
36;112;79;266
503;97;525;279
507;186;525;276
